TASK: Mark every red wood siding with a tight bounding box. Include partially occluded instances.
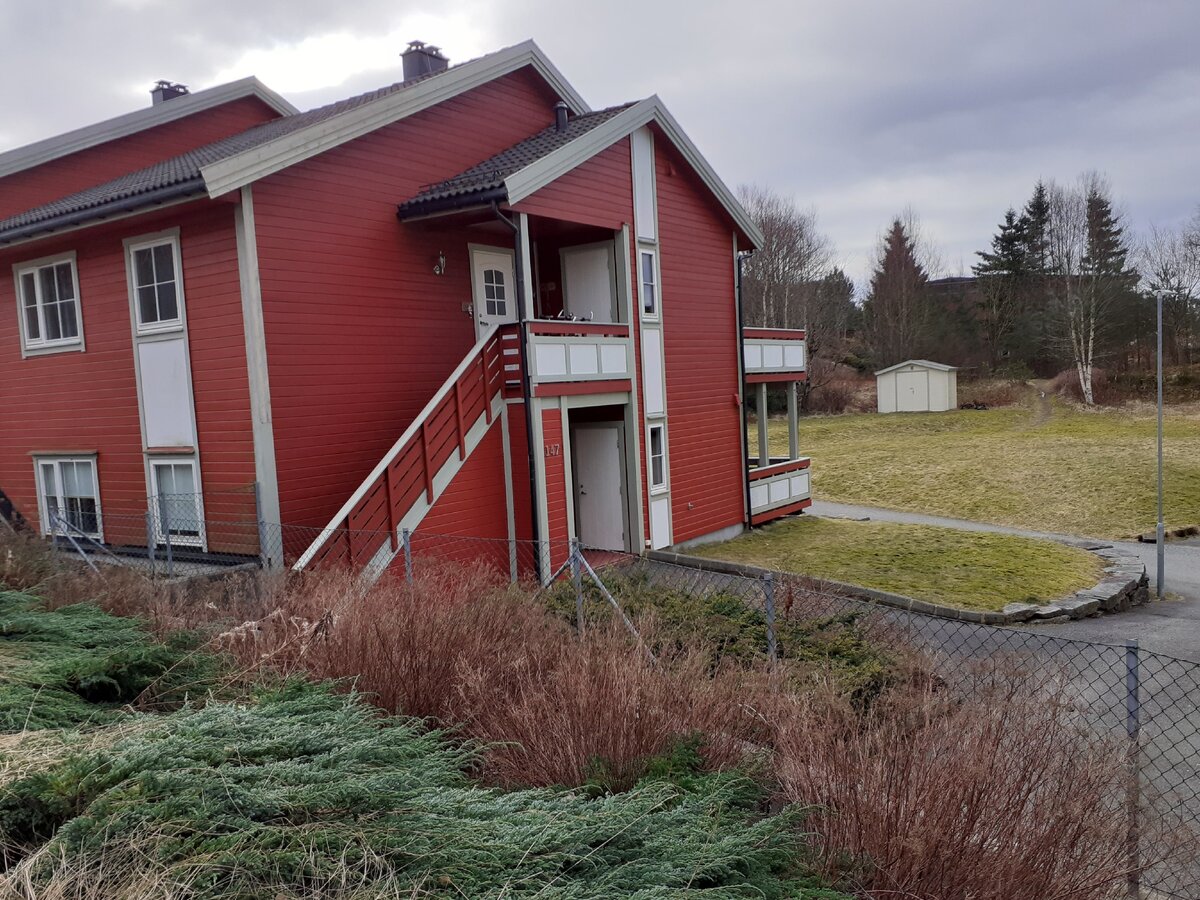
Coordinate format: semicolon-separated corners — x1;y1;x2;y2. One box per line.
541;406;570;567
404;422;511;575
252;67;561;529
0;97;283;220
513;138;633;230
0;201;257;548
655;133;745;542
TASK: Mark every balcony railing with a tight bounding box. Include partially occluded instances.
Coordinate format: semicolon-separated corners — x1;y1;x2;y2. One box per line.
527;321;632;389
743;327;806;380
748;457;811;525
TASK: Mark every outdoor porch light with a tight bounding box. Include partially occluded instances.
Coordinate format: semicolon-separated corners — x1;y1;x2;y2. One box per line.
433;250;447;276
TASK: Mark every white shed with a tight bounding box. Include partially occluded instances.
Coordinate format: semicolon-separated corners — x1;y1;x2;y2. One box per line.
875;360;958;413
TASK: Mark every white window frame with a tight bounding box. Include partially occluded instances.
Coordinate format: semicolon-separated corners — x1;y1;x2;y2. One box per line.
34;454;102;540
647;421;669;494
638;246;660;320
125;230;186;335
148;457;206;549
13;252;85;356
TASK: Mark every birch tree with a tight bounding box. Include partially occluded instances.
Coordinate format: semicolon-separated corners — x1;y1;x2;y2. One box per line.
1047;173;1136;404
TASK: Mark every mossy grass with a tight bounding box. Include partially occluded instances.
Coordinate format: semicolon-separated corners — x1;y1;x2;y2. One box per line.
692;516;1102;612
2;682;848;898
0;590;226;731
772;391;1200;539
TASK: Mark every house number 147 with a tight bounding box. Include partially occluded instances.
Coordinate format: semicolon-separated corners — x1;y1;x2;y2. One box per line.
544;443;561;457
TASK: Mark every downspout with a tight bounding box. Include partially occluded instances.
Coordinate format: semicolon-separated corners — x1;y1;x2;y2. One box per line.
736;248;754;530
492;202;543;576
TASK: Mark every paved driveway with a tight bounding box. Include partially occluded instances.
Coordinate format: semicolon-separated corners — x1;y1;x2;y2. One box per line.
809;500;1200;662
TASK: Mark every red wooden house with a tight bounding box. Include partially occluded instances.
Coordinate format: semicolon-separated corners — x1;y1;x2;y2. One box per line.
0;40;809;575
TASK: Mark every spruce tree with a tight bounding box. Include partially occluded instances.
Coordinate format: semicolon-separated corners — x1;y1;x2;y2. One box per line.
863;219;930;367
972;209;1028;369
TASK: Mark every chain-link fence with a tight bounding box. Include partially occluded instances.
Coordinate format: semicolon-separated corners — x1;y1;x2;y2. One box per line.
45;505;1200;897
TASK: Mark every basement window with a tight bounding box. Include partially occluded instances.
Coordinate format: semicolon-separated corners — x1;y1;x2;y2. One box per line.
15;255;82;354
36;456;101;539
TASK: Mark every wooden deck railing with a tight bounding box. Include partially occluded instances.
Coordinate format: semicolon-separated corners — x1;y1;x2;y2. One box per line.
293;326;505;571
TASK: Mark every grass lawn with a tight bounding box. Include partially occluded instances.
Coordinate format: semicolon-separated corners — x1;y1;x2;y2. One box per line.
692;516;1103;611
768;390;1200;539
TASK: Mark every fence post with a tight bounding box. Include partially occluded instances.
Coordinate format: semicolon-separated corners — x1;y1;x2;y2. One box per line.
763;572;777;663
145;511;156;576
162;498;174;579
1125;639;1141;900
253;481;270;571
401;528;413;584
571;538;584;634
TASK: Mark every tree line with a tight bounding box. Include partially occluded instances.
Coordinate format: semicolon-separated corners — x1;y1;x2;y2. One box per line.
738;178;1200;407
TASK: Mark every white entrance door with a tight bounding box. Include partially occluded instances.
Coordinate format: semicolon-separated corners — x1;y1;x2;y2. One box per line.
561;243;617;323
896;370;927;412
471;248;518;338
150;459;205;548
572;425;626;550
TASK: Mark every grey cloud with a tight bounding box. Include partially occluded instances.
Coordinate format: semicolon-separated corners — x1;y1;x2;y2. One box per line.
2;0;1198;284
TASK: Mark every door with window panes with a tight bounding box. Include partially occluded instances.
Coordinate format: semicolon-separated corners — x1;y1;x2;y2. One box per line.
470;248;518;338
150;461;205;548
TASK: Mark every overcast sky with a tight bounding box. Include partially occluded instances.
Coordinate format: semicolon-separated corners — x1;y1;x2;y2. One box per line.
2;0;1197;286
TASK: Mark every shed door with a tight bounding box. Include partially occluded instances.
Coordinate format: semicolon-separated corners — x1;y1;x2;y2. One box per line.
471;248;518;338
896;370;927;412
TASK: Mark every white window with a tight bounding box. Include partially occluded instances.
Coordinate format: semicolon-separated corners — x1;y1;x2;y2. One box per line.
128;235;184;333
36;457;100;538
482;267;508;317
640;249;658;317
648;423;667;492
150;459;204;546
15;255;82;353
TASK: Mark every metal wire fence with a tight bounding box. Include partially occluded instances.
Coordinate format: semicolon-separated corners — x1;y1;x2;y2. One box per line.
45;508;1200;897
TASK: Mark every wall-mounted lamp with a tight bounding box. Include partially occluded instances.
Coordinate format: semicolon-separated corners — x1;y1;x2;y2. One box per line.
433;250;447;276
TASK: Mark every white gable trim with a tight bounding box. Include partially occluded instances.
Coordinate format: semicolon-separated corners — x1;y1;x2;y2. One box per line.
0;78;297;180
873;359;958;376
504;95;765;250
200;41;590;199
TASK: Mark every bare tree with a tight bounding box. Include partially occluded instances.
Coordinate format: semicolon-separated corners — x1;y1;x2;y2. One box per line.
737;184;834;329
1140;217;1200;365
1046;172;1136;404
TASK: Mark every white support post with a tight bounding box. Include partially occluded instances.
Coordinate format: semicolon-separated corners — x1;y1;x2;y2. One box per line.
786;381;799;460
756;382;769;467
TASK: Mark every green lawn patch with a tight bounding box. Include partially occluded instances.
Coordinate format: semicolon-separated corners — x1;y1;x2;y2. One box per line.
769;392;1200;539
692;516;1103;612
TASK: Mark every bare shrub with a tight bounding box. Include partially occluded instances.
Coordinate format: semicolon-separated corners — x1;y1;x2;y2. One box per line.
957;378;1025;408
774;668;1182;899
1051;366;1126;406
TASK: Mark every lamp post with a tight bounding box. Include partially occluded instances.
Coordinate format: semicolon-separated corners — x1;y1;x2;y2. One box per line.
1152;289;1168;599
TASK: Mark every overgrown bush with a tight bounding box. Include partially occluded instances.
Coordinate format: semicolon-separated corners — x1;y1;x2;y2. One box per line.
773;669;1184;899
1;684;848;899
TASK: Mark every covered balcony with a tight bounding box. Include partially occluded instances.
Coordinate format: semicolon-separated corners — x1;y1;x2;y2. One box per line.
744;327;811;525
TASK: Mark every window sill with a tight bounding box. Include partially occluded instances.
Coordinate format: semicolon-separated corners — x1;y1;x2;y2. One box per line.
21;341;84;358
145;446;195;455
135;322;184;338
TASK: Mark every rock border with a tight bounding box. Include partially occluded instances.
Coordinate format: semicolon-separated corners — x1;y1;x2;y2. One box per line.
648;543;1150;627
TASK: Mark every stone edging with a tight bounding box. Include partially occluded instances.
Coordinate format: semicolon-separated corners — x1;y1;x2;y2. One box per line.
647;546;1149;627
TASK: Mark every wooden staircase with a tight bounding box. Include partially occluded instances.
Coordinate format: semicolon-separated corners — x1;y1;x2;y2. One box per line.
293;325;510;575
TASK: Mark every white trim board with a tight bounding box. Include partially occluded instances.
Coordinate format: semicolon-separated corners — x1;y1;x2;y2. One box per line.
0;77;297;179
201;41;590;199
505;96;764;250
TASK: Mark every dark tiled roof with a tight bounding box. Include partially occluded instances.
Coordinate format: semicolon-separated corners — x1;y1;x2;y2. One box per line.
399;103;635;214
0;65;455;241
